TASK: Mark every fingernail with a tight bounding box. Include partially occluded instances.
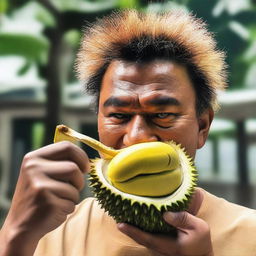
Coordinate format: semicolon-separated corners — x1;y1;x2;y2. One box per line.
117;223;126;231
117;223;129;235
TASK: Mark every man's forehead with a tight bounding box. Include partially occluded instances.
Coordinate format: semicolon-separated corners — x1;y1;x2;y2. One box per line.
99;59;196;109
101;59;189;95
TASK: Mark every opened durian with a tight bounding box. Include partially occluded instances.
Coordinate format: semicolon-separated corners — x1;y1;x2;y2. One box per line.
54;124;197;233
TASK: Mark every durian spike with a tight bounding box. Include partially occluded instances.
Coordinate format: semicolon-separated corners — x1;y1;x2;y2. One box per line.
54;124;120;159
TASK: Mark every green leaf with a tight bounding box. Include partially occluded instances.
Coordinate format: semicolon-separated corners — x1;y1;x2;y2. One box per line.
64;29;81;47
36;5;56;27
117;0;140;9
0;0;8;13
0;33;48;62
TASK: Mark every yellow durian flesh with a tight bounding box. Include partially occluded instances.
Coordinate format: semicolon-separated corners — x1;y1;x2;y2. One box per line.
110;169;182;197
107;142;183;197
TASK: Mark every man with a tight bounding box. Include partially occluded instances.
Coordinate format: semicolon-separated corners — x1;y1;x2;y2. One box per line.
1;9;256;256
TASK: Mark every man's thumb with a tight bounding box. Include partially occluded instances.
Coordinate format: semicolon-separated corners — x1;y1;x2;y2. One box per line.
163;211;197;229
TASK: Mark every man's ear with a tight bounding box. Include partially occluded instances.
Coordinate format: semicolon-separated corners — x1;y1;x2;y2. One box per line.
197;108;214;149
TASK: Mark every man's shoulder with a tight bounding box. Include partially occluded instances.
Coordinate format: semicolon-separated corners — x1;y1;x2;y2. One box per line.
198;188;256;225
198;188;256;254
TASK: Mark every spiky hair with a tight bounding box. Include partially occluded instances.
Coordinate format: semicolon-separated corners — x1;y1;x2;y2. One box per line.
76;9;227;114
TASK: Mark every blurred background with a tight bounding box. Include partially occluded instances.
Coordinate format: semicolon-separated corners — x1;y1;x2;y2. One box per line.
0;0;256;226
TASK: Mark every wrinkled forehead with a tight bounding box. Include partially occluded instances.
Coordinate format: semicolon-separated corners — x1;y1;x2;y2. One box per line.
105;59;189;82
98;59;196;110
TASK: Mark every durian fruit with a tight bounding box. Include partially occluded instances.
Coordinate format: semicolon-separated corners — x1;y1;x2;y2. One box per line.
54;124;197;233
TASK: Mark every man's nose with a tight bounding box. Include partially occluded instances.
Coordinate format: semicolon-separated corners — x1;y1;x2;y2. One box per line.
123;115;158;146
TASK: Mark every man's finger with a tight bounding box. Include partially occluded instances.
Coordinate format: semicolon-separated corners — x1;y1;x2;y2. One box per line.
163;211;199;230
163;210;209;232
33;174;81;203
117;223;177;255
29;158;85;191
29;141;90;174
187;188;205;215
45;160;85;191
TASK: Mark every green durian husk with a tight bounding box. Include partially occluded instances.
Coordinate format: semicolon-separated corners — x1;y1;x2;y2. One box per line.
88;142;197;234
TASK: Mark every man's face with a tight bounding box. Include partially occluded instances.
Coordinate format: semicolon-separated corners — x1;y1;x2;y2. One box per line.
97;60;213;158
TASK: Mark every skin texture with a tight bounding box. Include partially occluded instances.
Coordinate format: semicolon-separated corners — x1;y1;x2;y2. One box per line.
0;60;214;256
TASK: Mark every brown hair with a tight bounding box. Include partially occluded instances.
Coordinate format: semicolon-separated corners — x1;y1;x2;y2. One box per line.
76;9;227;114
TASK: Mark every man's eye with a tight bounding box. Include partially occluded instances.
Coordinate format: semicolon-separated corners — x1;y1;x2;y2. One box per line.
154;113;174;119
151;113;178;128
109;113;130;119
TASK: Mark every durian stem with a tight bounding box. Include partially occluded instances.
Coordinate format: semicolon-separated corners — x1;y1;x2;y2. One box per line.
54;125;119;159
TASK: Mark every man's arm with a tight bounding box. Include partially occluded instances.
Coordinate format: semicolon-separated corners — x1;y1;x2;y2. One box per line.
118;189;214;256
0;142;89;256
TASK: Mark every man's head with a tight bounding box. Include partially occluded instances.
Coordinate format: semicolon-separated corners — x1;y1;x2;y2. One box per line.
76;9;227;157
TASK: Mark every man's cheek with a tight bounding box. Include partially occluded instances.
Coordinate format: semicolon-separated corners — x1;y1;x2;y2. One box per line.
99;127;123;146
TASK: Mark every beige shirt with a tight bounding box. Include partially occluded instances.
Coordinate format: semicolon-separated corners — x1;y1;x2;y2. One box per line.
34;189;256;256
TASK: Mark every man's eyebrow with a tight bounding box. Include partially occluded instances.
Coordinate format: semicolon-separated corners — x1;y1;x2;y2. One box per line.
147;96;180;106
103;97;131;107
103;96;180;108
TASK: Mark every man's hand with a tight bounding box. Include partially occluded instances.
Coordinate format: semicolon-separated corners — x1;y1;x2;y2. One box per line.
117;189;213;256
0;141;89;256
